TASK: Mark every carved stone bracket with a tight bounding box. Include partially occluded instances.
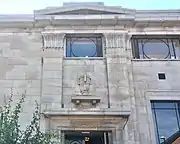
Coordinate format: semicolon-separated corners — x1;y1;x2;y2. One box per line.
71;96;101;105
42;33;65;49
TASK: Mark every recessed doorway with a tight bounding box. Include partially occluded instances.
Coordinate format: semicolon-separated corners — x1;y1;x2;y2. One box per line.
64;131;111;144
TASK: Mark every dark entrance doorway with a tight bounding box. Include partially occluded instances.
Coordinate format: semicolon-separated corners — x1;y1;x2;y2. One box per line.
64;131;111;144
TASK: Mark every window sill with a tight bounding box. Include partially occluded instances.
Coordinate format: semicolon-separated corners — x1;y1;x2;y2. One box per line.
63;57;105;60
132;59;180;62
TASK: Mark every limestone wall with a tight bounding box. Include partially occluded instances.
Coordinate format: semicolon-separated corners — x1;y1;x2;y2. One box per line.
0;32;42;129
132;60;180;144
104;33;137;144
0;27;167;144
105;33;132;110
62;58;108;108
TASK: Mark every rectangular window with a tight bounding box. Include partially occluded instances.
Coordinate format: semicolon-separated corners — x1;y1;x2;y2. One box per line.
132;35;180;59
66;34;103;57
151;101;180;144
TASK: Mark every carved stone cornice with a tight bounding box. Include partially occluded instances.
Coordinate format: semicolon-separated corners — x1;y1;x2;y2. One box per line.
42;33;65;49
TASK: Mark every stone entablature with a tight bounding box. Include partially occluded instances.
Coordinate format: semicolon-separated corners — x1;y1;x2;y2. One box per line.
0;4;180;28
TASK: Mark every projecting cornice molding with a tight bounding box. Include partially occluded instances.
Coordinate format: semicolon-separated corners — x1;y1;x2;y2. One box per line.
0;4;180;27
34;5;135;15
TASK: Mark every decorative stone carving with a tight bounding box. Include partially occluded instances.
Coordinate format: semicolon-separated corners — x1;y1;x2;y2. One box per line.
104;33;128;57
42;33;65;49
104;33;125;48
78;73;91;95
71;73;100;106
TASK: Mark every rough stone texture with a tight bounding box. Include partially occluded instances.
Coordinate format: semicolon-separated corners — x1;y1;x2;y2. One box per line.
104;33;138;144
0;32;42;130
40;33;65;114
62;58;108;109
2;2;180;143
132;60;180;144
1;23;179;144
41;57;63;110
0;30;136;144
105;34;131;110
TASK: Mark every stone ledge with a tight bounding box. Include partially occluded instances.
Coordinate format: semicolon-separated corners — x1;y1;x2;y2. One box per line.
71;96;101;105
63;57;105;60
132;59;180;62
42;108;130;117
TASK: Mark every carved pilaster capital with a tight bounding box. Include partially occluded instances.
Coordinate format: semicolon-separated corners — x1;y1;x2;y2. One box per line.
125;34;132;44
42;33;65;49
103;33;126;48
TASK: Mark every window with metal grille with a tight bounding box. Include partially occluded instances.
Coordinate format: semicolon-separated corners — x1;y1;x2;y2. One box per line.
66;34;103;57
132;35;180;59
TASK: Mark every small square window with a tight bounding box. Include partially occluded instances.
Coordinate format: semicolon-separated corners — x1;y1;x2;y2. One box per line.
158;73;166;80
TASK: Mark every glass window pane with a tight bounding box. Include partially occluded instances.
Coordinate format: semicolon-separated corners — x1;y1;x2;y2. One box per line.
173;39;180;59
155;109;179;140
140;39;171;59
66;38;71;57
138;42;144;59
71;38;97;57
66;35;103;58
152;110;160;144
175;46;180;59
151;102;154;108
133;37;180;59
153;102;177;109
96;38;103;57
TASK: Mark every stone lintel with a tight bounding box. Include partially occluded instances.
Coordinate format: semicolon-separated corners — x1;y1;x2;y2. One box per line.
43;108;130;118
46;114;129;130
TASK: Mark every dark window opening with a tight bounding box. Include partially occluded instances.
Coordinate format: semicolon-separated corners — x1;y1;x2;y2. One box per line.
151;101;180;144
66;34;103;57
131;35;180;59
64;131;111;144
158;73;166;80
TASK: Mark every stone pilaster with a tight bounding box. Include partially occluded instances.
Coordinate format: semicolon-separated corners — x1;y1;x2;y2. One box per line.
41;33;65;111
104;33;140;144
104;33;131;109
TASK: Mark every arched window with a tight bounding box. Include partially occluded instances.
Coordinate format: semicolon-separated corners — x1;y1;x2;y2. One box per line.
66;34;103;57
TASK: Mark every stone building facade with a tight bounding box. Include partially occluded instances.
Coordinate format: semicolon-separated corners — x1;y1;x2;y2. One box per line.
1;2;180;144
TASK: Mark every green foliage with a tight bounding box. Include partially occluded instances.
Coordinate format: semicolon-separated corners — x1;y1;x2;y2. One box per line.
0;92;57;144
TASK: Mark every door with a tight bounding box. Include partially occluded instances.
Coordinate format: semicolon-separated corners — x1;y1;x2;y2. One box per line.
64;131;111;144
